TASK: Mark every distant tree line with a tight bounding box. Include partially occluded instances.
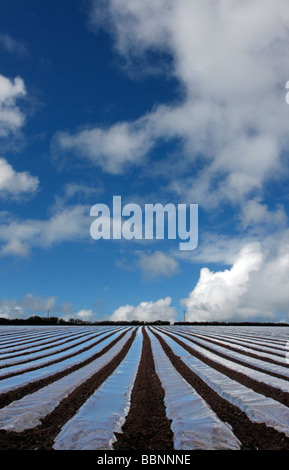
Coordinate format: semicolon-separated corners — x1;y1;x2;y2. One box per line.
0;316;288;327
174;321;289;326
0;316;171;326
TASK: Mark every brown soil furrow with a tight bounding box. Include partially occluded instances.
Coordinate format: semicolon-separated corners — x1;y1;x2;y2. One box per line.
151;328;289;450
113;327;174;451
0;329;137;450
0;329;131;410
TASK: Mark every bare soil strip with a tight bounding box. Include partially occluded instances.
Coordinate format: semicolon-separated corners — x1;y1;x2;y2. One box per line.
0;329;130;410
0;329;136;450
152;329;289;450
113;328;174;451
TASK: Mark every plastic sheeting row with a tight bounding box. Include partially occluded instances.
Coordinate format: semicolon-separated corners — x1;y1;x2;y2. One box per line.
0;328;135;433
168;327;289;365
53;327;143;450
0;326;86;351
157;328;289;390
153;328;289;439
0;328;116;366
172;325;289;343
147;328;241;450
0;328;131;397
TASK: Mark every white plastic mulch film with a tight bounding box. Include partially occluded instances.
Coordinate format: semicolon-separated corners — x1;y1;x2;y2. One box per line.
0;327;119;380
154;327;289;439
0;328;132;432
53;327;143;450
172;326;289;366
164;327;289;381
146;328;241;450
0;327;128;396
0;328;110;367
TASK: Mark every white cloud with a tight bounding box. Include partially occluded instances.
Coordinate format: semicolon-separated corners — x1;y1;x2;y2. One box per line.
239;198;287;230
0;33;29;58
53;118;155;175
175;232;251;266
0;294;177;323
181;240;289;322
74;309;95;322
61;308;98;324
243;245;289;318
63;182;103;201
0;204;91;257
0;294;76;320
0;73;26;138
181;242;263;322
1;238;30;258
109;296;177;322
0;294;57;319
138;250;179;278
83;0;289;207
0;157;39;198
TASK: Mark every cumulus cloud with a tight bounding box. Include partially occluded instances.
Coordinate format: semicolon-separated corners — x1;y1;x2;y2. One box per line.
109;296;177;322
0;294;177;323
53;118;155;175
0;158;39;198
239;198;287;230
244;245;289;318
137;250;179;278
60;308;100;323
0;73;26;138
70;309;95;323
0;294;57;319
81;0;289;208
0;204;91;257
181;240;289;322
181;243;263;322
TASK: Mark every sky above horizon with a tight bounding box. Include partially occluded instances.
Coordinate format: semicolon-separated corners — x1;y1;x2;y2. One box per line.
1;0;289;323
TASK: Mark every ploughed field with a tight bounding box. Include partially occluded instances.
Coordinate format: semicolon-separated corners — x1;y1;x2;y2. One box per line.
0;324;289;450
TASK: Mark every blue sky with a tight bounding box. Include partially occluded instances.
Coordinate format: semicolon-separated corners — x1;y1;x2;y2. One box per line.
1;0;289;323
